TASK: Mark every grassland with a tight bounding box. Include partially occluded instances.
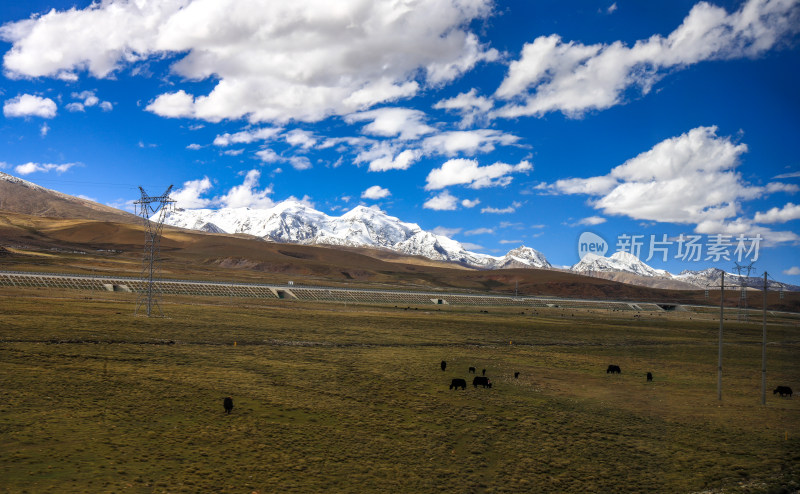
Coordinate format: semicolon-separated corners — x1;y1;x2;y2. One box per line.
1;286;798;493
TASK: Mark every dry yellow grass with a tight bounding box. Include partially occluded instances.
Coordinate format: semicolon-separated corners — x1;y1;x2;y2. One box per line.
0;286;798;493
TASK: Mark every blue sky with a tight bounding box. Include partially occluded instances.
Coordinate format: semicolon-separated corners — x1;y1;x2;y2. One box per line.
1;0;799;280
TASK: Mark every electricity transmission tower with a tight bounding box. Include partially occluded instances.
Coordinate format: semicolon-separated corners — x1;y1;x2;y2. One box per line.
733;262;755;321
134;185;174;317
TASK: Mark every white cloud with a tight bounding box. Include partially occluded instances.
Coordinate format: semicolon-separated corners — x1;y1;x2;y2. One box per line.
186;143;202;150
287;156;312;170
423;190;460;210
421;129;519;156
14;162;77;175
213;127;282;146
222;149;244;156
461;198;480;208
766;182;800;193
481;202;521;214
499;239;522;244
773;171;800;179
425;158;532;190
433;88;493;128
784;266;800;275
99;101;113;111
66;102;85;112
39;123;49;137
284;129;317;149
695;218;800;245
1;0;497;123
432;226;461;236
255;148;280;163
217;169;274;209
345;108;435;141
361;185;391;200
577;216;606;226
173;176;214;209
607;3;618;14
355;142;422;172
494;0;800;118
460;242;485;250
549;126;760;225
753;203;800;223
3;94;57;118
465;227;494;235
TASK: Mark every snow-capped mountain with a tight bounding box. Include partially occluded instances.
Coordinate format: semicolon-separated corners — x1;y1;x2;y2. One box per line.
160;201;552;270
572;251;672;278
674;267;799;291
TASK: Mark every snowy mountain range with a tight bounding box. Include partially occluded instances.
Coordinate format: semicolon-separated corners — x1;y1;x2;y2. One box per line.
160;200;799;291
160;201;552;270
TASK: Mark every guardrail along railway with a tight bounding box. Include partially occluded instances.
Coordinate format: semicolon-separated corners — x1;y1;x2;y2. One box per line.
2;271;797;318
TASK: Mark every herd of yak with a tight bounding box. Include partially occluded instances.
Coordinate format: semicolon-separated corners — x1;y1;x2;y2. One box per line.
221;362;793;414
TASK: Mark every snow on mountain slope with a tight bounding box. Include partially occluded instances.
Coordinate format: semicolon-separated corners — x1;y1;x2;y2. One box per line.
571;251;671;278
161;201;551;270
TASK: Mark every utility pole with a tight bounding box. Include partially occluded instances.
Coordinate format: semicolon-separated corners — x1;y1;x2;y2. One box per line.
718;271;724;401
762;271;767;405
134;185;175;317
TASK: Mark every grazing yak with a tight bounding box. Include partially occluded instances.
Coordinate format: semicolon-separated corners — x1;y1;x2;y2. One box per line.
468;366;476;374
646;372;653;382
773;386;793;398
441;360;447;371
223;397;234;414
607;365;621;374
473;376;492;388
514;372;520;379
450;378;467;390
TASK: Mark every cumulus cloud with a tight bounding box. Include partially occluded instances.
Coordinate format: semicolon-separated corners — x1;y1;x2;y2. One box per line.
345;108;436;141
481;202;521;214
425;158;532;190
361;185;391;200
577;216;607;226
14;162;77;175
432;226;461;236
423;190;460;210
433;88;494;128
461;198;480;208
1;0;498;123
765;182;800;193
217;169;274;208
784;266;800;275
547;126;761;225
753;203;800;223
213;127;282;146
284;129;317;149
173;176;214;209
354;141;422;172
421;129;519;156
494;0;800;118
3;94;57;118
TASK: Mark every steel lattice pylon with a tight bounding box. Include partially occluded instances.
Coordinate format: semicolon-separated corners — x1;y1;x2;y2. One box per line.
134;185;175;317
734;262;755;321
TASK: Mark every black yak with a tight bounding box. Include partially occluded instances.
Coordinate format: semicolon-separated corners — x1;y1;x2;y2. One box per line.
473;376;492;388
514;372;520;379
607;365;621;374
450;378;467;390
468;366;476;374
223;396;234;414
441;360;447;371
773;386;793;397
646;372;653;382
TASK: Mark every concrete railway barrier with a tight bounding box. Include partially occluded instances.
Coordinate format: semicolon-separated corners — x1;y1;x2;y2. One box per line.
2;270;797;318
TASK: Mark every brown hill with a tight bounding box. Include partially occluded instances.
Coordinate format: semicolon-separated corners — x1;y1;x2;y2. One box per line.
2;210;799;311
0;171;139;224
